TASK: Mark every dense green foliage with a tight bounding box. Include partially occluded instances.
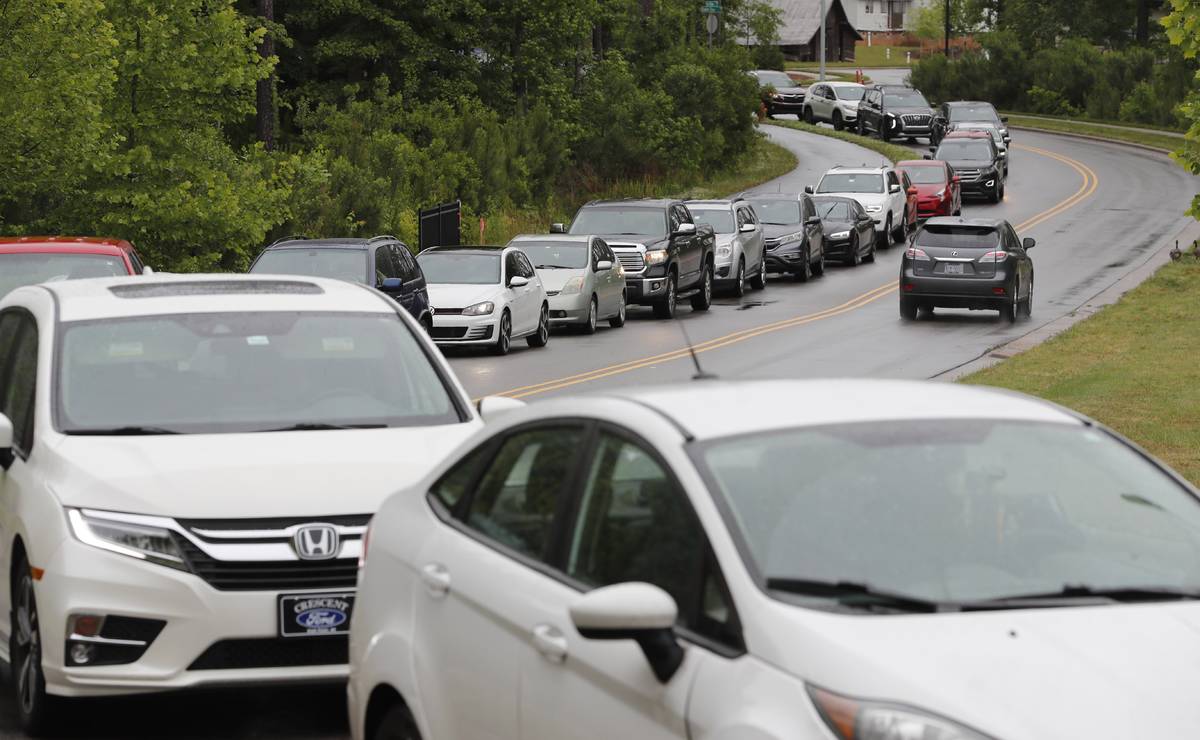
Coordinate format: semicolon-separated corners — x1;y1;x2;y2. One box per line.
0;0;779;270
910;0;1190;129
1164;0;1200;217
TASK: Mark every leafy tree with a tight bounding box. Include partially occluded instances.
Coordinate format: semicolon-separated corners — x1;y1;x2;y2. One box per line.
1163;0;1200;216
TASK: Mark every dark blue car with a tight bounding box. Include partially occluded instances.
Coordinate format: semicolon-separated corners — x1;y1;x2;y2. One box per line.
249;236;433;330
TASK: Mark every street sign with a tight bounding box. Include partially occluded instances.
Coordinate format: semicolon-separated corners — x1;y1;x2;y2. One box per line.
706;13;719;33
702;0;720;14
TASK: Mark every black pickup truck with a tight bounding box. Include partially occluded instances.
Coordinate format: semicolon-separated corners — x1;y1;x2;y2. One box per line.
553;199;716;319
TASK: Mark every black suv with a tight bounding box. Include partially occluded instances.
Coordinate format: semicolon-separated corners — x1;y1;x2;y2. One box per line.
249;235;433;329
741;193;826;282
932;101;1010;146
751;69;807;118
927;131;1006;203
857;85;936;142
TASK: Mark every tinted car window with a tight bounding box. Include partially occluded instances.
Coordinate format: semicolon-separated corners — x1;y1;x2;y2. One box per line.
375;245;398;283
814;200;852;220
392;245;418;282
745;199;800;225
899;166;948;185
466;426;584;560
2;314;37;454
949;104;1000;123
916;225;1001;249
251;248;368;285
936;140;994;161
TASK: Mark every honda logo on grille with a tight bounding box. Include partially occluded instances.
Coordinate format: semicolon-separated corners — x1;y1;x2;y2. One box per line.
294;524;339;560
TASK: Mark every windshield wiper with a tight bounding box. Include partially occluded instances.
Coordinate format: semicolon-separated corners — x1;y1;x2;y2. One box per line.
68;426;182;436
766;577;945;613
535;264;575;269
260;422;388;432
960;585;1200;611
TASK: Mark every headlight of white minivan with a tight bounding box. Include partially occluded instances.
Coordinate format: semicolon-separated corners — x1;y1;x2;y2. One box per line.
462;301;495;316
68;509;189;571
808;686;991;740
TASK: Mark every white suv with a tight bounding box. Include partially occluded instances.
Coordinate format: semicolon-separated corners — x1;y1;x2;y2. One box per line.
813;165;912;247
0;273;483;733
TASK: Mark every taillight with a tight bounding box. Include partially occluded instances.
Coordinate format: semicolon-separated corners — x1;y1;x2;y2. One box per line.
979;251;1007;261
358;520;372;570
905;246;930;261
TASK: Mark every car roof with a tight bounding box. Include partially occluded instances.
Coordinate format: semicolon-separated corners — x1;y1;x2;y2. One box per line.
896;159;946;167
685;199;739;208
946;100;994;107
419;245;506;256
825;165;890;174
0;236;134;257
508;234;592;244
944;130;992;139
585;198;674;208
923;216;1007;228
591;380;1079;441
18;273;393;323
263;238;373;251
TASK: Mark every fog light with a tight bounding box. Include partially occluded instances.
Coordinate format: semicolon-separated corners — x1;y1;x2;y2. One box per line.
651;281;662;290
70;643;95;665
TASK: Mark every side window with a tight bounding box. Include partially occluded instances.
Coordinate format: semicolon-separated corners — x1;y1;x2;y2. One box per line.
887;171;900;189
392;245;417;282
463;426;585;561
565;431;738;645
668;208;682;234
504;252;522;282
901;172;912;190
0;314;38;456
801;198;815;220
430;445;493;513
518;252;536;278
590;240;604;268
735;208;747;229
677;206;694;226
127;250;144;274
374;245;397;283
1007;225;1022;250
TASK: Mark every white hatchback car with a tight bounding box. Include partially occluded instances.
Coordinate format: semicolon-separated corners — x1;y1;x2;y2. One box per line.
350;380;1200;740
813;165;913;247
0;273;484;734
417;246;550;356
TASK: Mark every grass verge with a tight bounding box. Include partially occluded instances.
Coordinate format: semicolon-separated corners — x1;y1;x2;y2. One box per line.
1005;115;1185;153
483;136;798;244
765;119;918;164
961;258;1200;484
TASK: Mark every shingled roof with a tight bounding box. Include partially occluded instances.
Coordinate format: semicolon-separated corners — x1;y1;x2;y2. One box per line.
764;0;860;46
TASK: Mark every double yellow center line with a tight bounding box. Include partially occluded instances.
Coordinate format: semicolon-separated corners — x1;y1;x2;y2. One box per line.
489;143;1099;400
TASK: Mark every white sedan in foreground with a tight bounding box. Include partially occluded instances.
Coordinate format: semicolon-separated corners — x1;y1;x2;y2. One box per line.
350;379;1200;740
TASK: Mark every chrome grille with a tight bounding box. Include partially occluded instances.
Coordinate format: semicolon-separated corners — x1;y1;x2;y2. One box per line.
614;251;645;273
764;237;782;249
956;168;982;181
902;114;932;126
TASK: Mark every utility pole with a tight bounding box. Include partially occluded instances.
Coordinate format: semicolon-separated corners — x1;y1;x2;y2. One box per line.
819;0;826;81
256;0;275;151
944;0;951;57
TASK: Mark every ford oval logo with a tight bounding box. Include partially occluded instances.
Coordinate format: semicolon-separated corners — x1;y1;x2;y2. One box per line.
296;608;347;630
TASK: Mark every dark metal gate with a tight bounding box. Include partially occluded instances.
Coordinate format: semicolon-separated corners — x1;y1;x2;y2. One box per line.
418;200;461;252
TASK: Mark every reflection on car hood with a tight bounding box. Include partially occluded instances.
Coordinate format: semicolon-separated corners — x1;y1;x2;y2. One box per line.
595;235;670;251
820;219;855;234
889;106;935;115
427;282;505;309
760;223;804;239
47;425;479;518
819;192;887;207
768;600;1200;738
944;159;997;170
536;268;587;293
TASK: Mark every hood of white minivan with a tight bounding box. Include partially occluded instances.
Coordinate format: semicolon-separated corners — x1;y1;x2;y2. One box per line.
427;283;504;311
764;601;1200;738
47;424;478;518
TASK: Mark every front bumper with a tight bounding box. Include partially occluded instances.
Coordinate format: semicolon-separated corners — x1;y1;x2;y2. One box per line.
429;313;497;345
765;245;806;273
624;275;670;305
40;538;350;697
960;176;999;197
917;197;953;219
768;97;805;113
547;293;590;324
823;237;855;259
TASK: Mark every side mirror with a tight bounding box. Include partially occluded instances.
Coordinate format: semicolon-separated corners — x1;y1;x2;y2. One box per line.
739;223;756;233
805;216;822;226
907;187;919;196
1022;237;1036;250
142;266;154;275
672;222;696;237
804;186;814;195
508;275;529;288
1001;116;1009;123
999;150;1007;158
0;413;12;470
550;223;566;234
596;260;613;271
380;277;404;292
922;154;932;160
570;583;683;684
889;184;901;194
475;395;526;423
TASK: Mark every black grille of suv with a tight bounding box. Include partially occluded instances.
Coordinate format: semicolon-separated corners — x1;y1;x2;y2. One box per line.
188;636;348;670
903;114;932;126
174;537;358;591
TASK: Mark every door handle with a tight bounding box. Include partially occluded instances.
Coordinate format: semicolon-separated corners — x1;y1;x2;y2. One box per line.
421;563;451;597
531;624;568;663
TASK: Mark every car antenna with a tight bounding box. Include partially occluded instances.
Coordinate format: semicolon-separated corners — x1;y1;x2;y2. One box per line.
679;321;718;380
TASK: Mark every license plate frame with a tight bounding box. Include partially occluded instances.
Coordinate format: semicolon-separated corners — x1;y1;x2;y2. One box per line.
943;263;965;275
278;592;356;638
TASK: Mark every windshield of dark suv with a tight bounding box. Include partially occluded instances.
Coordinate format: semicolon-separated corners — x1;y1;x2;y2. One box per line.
936;140;994;161
817;173;883;194
884;89;929;107
0;253;128;297
916;225;1001;249
417;252;501;284
698;419;1200;608
688;207;736;234
744;199;800;225
949;104;1000;123
250;248;367;285
756;71;799;89
57;311;461;434
568;207;667;237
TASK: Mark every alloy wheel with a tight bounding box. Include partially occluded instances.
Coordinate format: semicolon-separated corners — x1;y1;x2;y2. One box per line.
14;572;41;720
733;258;746;297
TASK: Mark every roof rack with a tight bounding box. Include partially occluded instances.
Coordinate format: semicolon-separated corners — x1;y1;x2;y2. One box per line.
367;234;400;243
267;234;309;248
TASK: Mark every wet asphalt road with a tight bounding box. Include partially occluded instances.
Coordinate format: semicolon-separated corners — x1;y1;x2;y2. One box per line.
1;119;1194;739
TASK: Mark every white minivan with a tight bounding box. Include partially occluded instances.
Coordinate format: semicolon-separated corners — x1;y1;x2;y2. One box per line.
0;274;485;734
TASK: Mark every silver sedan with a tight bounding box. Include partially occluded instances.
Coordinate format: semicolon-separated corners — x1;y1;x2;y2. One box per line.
507;234;627;334
685;199;767;297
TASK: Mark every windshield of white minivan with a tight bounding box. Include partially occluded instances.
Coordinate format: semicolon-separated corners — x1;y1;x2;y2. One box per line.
57;312;461;434
699;420;1200;609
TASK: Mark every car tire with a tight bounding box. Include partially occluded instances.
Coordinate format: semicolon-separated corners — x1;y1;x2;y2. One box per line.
653;273;677;319
833;110;844;131
954;206;962;216
580;296;598;335
795;248;812;283
812;252;825;277
892;210;907;243
608;293;627;328
1020;275;1034;318
900;296;919;321
373;703;422;740
877;216;891;249
690;263;713;311
749;257;767;290
732;258;746;298
803;106;815;124
846;234;862;266
1002;280;1019;322
527;304;550;347
11;550;58;736
863;237;877;263
857;117;866;136
999;182;1006;200
490;310;512;355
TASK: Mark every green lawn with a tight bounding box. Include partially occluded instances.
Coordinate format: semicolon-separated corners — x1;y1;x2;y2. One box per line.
484;137;798;244
765;119;918;164
1006;115;1186;153
962;258;1200;485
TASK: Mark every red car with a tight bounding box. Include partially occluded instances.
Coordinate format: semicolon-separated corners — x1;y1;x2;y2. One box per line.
0;236;148;298
896;160;961;220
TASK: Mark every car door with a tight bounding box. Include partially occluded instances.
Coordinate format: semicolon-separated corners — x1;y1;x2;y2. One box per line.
675;205;702;285
414;424;589;740
801;196;823;260
591;239;617;316
516;251;544;328
739;206;764;272
518;426;744;740
852;200;875;246
0;310;40;652
387;245;419;317
503;251;532;335
374;244;399;293
1006;224;1031;298
864;89;881;132
885;170;903;224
